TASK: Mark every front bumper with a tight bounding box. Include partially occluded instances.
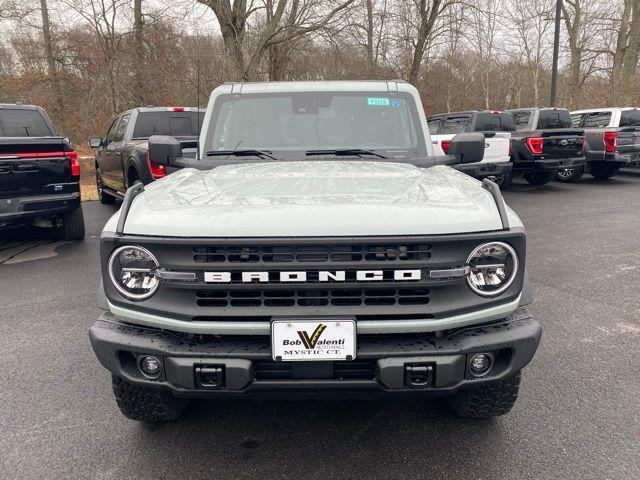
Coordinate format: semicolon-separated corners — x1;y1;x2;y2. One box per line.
454;162;512;179
89;308;541;399
0;192;80;226
512;156;585;173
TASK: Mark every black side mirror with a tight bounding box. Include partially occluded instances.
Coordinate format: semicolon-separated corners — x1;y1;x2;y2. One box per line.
88;137;102;148
448;132;485;164
148;135;182;166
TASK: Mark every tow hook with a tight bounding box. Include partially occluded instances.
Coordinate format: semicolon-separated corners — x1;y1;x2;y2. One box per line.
404;363;434;388
195;365;225;389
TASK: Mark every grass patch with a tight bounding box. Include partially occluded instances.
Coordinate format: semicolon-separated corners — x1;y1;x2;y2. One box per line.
79;156;98;201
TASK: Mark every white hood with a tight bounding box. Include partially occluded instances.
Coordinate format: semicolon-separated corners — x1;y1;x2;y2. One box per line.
106;161;521;237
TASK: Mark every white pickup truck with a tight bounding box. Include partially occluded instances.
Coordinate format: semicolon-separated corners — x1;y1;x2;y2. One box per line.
427;110;513;187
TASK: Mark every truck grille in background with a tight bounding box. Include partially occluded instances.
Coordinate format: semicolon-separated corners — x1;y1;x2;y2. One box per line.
193;243;431;263
195;287;430;308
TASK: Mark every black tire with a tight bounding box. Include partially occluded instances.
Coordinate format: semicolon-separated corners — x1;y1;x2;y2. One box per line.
446;373;521;419
498;171;513;190
555;165;584;183
60;206;85;241
589;163;620;180
523;171;554;186
96;163;116;204
112;375;187;423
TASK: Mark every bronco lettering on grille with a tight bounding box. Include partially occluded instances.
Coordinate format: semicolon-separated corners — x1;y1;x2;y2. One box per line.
203;270;422;283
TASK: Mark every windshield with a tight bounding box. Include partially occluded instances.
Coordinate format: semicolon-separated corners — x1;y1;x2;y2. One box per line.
0;109;52;137
204;92;426;157
133;111;204;138
620;110;640;127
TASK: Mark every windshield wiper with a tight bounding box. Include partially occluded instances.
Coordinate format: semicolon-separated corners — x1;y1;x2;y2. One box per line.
205;149;279;161
306;149;388;159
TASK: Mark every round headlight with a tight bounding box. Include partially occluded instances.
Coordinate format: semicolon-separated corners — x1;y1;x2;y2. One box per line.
466;242;518;297
108;246;159;300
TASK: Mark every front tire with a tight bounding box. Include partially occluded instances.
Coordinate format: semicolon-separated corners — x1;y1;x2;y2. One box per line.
486;171;513;190
59;206;85;240
556;165;584;183
523;171;554;186
446;373;521;418
589;163;620;180
112;375;187;423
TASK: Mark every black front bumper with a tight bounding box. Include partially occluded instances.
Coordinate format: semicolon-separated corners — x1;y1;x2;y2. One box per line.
454;162;512;179
0;192;80;226
89;309;542;399
512;156;585;173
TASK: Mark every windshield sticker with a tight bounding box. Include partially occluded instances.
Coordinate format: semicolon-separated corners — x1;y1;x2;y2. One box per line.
391;100;400;108
367;98;390;106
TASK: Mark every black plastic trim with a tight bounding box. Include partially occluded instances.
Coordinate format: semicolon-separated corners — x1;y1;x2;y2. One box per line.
481;179;509;230
115;181;144;236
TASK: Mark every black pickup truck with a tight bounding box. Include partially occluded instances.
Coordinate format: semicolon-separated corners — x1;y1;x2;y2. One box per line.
0;104;84;239
506;107;585;186
89;107;203;204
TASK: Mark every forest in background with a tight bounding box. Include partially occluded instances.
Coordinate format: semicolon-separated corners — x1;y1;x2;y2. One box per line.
1;0;640;143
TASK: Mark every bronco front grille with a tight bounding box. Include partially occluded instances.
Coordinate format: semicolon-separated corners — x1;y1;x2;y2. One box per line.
193;243;431;263
195;287;430;308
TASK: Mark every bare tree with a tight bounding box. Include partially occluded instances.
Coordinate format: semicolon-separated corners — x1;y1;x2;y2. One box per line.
505;0;553;106
39;0;63;120
197;0;355;81
133;0;145;104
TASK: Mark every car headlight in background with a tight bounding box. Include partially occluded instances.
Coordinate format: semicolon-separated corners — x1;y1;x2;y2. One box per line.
466;242;518;296
108;246;160;300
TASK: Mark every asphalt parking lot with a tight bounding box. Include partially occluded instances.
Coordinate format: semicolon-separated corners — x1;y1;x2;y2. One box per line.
1;173;639;480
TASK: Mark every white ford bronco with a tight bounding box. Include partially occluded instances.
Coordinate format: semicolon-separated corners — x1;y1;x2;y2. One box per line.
90;81;541;422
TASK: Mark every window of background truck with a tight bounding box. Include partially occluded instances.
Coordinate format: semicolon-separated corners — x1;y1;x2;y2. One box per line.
619;110;640;127
439;116;470;134
0;109;52;137
537;109;572;129
570;113;584;128
427;117;442;134
205;92;426;156
473;112;515;132
113;114;129;142
132;112;204;138
511;111;531;130
104;117;120;143
583;112;612;128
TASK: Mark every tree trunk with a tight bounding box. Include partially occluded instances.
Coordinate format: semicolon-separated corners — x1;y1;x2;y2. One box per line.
622;0;640;95
611;0;632;100
39;0;63;121
365;0;375;75
133;0;145;105
561;0;583;106
408;0;442;85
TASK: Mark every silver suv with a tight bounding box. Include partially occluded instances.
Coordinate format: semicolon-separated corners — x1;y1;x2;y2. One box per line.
89;81;541;422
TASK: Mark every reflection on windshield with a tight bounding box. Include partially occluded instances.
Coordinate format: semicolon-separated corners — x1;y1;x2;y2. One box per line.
205;93;424;156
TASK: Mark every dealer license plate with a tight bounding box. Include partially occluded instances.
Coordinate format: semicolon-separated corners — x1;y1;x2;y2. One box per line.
271;320;356;362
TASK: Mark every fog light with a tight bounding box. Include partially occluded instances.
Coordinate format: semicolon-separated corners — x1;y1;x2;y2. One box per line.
139;355;162;379
469;353;492;377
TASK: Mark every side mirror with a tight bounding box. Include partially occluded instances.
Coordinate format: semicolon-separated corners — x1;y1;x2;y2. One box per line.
148;135;182;166
88;137;103;148
448;132;485;164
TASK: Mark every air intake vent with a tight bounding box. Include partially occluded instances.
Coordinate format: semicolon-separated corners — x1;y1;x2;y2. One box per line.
195;288;430;308
193;244;431;264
